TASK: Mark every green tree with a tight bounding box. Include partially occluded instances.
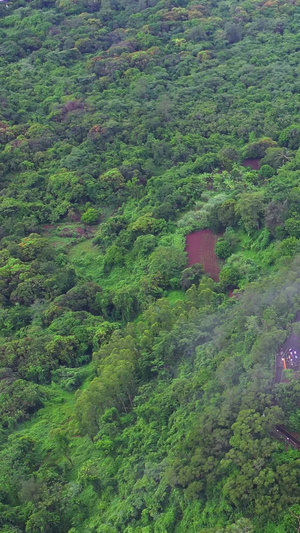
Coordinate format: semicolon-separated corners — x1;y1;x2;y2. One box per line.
99;168;125;194
52;429;73;466
235;192;265;234
258;164;274;178
285;218;300;238
220;265;240;289
180;263;204;290
75;38;94;53
149;247;187;288
216;238;233;259
81;208;100;224
262;147;293;168
77;460;102;494
279;124;300;149
277;237;300;257
45;335;80;366
25;510;59;533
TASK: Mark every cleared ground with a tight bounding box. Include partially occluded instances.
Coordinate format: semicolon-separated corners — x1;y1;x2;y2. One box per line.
186;229;221;282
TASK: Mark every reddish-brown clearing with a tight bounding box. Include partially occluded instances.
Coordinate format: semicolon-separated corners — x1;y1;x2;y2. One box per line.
242;158;261;170
186;229;221;282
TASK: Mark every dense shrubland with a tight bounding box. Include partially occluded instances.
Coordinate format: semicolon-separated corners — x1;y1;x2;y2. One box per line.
2;0;300;531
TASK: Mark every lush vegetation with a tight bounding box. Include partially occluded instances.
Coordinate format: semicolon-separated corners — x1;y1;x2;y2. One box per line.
2;0;300;531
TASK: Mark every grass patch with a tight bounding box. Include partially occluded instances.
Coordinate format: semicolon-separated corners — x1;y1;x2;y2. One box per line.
167;290;186;305
68;241;150;289
69;240;105;281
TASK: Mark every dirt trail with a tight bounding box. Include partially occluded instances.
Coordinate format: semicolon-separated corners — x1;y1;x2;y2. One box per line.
275;425;300;449
275;312;300;384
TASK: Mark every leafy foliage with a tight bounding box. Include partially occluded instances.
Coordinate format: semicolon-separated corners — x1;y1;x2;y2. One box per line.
1;0;300;531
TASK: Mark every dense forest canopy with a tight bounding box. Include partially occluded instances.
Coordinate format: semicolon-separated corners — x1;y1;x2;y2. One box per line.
2;0;300;531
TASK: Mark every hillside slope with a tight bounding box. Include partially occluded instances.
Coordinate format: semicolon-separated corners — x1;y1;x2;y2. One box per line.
2;0;300;531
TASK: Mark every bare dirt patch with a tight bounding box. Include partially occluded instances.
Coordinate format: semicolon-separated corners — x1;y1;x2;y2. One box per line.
186;229;221;282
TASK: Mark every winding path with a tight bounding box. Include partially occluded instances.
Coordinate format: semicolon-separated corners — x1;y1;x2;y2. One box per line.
273;311;300;449
275;425;300;450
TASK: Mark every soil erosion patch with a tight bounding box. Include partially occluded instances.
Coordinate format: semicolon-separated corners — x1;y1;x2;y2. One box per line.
242;158;261;170
186;229;221;282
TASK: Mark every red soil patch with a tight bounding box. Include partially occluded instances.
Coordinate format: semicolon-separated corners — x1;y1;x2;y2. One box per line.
242;158;261;170
229;289;242;299
186;229;221;282
43;225;55;232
